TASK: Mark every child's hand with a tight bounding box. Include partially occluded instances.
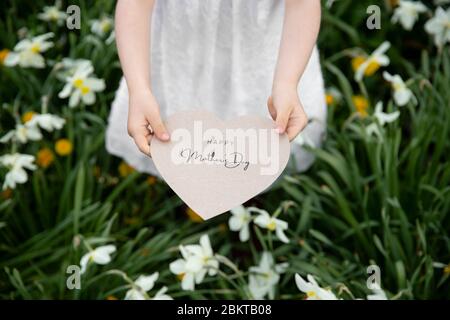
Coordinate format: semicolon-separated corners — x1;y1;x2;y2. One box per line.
127;89;170;155
267;84;308;141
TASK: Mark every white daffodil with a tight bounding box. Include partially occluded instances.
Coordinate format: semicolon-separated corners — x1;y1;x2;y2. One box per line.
170;246;204;291
14;124;42;143
59;58;93;73
27;113;66;132
38;5;67;25
4;33;53;68
125;273;158;300
383;72;414;106
252;208;289;243
373;102;400;126
124;272;173;300
56;59;93;83
80;244;116;274
184;234;219;276
391;1;427;30
366;102;400;139
248;252;288;299
58;62;105;107
0;153;37;190
365;123;382;139
1;113;65;144
152;287;173;300
355;42;391;82
0;123;42;144
295;274;338;300
425;7;450;48
169;234;219;291
325;87;343;105
229;205;252;242
367;283;388;300
91;16;114;37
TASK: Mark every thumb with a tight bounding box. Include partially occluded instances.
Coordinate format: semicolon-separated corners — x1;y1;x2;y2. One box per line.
148;111;170;141
275;109;290;134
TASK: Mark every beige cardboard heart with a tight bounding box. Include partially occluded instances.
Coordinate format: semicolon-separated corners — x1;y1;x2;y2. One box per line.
151;110;290;220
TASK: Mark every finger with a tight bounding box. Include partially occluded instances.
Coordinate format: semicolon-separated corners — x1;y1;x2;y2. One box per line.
267;96;277;120
132;129;151;155
148;110;170;141
275;108;290;134
286;113;308;141
146;134;153;157
286;120;302;141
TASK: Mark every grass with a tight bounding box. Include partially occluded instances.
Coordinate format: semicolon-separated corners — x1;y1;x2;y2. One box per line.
0;0;449;299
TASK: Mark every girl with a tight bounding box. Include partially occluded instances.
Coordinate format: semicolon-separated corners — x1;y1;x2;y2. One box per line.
106;0;326;176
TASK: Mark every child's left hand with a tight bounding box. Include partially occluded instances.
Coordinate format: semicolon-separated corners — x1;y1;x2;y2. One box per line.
267;85;308;141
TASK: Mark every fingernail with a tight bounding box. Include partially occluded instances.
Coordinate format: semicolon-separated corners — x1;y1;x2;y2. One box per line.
161;132;170;140
276;126;284;134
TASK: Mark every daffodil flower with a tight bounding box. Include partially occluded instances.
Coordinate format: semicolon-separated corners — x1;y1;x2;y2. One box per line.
325;87;342;106
295;274;338;300
152;287;172;300
354;42;391;82
184;234;218;276
4;33;54;68
56;59;94;85
1;123;42;144
365;102;400;140
80;244;116;274
58;63;105;107
38;5;67;25
248;252;288;299
367;283;388;300
91;16;114;38
0;153;37;190
383;72;414;106
1;113;65;145
365;123;382;139
27;113;66;132
169;234;218;291
425;7;450;48
229;205;252;242
252;208;290;243
391;1;427;31
373;102;400;126
59;58;94;74
124;272;173;300
352;95;370;117
170;246;204;291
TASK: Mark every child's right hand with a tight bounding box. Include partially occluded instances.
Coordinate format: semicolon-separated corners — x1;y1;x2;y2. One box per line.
127;89;170;156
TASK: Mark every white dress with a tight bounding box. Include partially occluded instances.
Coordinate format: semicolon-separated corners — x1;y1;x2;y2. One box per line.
106;0;327;177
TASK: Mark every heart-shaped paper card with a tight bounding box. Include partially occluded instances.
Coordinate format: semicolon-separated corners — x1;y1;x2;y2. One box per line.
151;110;290;220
